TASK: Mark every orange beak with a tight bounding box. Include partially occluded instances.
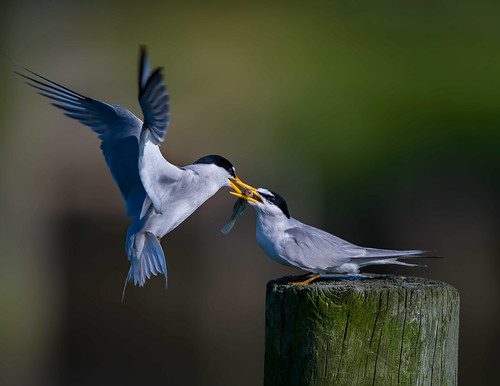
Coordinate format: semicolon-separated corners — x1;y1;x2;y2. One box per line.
228;177;263;204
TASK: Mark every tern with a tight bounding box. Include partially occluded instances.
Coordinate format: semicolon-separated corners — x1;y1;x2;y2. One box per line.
226;186;427;284
16;47;254;292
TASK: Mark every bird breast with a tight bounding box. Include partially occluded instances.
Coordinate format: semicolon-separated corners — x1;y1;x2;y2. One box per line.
255;216;295;267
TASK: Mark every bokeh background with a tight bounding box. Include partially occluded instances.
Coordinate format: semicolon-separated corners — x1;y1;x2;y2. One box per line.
1;1;500;385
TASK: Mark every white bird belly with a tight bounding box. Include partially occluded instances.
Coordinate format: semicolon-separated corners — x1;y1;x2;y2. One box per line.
140;194;210;237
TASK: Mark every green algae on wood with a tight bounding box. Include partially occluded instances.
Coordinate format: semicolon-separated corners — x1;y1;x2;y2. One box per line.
264;275;459;386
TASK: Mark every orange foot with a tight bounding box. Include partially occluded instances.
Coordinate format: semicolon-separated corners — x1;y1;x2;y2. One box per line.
290;273;320;285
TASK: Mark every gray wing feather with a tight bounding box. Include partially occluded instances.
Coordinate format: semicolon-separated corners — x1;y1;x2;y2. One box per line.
135;47;180;214
138;47;170;145
284;224;424;271
17;68;146;218
283;226;354;270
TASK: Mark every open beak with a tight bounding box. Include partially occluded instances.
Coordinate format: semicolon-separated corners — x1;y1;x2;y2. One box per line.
228;177;263;204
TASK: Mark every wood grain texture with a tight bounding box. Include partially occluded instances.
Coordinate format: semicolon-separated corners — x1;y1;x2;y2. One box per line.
264;275;459;386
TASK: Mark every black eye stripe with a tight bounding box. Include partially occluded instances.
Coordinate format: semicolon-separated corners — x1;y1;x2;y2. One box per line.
259;190;290;219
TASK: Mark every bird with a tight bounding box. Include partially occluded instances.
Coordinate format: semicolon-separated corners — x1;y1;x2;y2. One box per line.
226;185;427;284
15;47;254;293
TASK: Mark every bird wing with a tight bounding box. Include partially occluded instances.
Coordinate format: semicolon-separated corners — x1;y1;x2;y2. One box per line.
17;68;147;218
136;47;183;214
138;139;183;215
284;223;425;271
138;46;170;145
282;225;355;271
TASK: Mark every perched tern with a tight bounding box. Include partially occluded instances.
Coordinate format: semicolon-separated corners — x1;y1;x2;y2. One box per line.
226;186;427;284
16;47;254;292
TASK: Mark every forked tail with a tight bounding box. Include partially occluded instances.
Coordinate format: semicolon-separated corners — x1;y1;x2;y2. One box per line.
353;249;431;269
122;231;167;301
355;257;426;269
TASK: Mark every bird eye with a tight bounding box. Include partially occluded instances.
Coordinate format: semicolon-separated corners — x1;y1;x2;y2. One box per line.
268;196;275;202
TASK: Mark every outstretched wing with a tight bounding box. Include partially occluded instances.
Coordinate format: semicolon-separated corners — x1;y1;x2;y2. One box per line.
17;68;146;218
138;46;170;145
136;47;182;213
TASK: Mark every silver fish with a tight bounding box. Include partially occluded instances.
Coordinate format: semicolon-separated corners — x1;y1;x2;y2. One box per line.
221;197;248;234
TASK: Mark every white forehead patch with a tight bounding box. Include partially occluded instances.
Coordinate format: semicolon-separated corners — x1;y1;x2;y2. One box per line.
257;188;273;196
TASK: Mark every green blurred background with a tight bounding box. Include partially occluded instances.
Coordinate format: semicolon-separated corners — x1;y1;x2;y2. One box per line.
1;1;499;385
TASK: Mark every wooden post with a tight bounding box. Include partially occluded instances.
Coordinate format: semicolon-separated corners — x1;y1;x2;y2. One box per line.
264;275;459;385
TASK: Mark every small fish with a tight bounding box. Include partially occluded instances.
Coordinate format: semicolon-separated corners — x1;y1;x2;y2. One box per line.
221;197;248;234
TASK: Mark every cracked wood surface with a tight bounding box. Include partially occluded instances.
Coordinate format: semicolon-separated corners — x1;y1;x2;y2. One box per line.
264;275;459;386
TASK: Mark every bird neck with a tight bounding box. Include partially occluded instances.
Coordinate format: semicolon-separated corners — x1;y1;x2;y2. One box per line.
255;211;289;234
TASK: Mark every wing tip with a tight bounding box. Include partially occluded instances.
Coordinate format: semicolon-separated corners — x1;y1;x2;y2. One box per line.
139;45;150;91
15;66;90;101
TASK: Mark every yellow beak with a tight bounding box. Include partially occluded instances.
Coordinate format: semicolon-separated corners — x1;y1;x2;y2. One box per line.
228;177;263;204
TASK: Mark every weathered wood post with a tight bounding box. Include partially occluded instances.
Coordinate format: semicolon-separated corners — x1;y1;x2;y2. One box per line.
264;275;459;385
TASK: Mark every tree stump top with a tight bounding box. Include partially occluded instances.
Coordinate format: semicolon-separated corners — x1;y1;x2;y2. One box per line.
267;274;457;295
265;274;459;386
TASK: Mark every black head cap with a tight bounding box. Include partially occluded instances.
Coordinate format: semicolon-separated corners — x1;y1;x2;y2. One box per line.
259;189;290;219
194;155;236;177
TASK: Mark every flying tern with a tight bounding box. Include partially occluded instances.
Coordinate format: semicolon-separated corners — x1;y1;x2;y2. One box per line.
16;47;254;292
226;186;427;284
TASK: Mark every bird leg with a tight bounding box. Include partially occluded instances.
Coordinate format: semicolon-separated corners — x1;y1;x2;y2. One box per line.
290;273;320;285
157;237;161;244
291;272;313;281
